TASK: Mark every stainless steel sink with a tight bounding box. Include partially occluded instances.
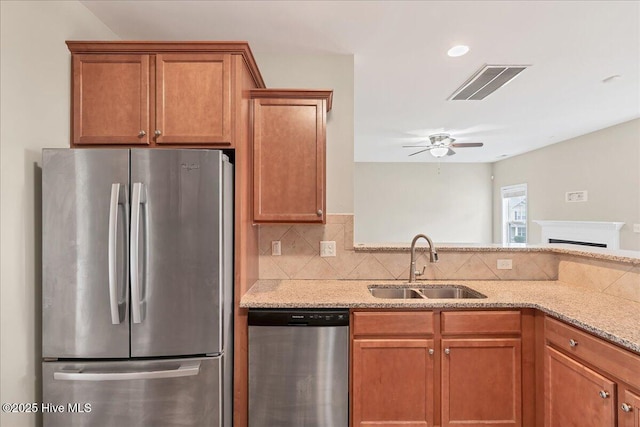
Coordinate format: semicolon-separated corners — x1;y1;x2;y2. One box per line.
368;287;424;299
368;285;486;299
417;286;486;299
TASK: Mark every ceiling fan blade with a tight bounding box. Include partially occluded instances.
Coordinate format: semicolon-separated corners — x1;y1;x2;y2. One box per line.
446;148;456;156
408;148;432;157
451;142;484;148
402;144;431;148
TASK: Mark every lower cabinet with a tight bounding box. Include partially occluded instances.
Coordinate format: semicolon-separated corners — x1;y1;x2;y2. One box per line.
351;310;525;427
442;338;522;427
352;338;435;426
545;345;616;427
544;316;640;427
351;310;640;427
620;388;640;427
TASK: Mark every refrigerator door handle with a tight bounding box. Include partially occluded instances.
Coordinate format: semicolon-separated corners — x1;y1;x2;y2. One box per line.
53;361;201;381
108;183;122;325
130;182;146;324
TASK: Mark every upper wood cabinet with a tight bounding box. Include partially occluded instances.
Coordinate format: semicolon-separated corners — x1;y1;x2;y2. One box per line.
72;54;150;145
67;42;264;147
251;89;332;223
154;53;231;145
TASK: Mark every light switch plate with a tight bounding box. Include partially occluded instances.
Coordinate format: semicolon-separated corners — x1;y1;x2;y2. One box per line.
271;240;281;256
634;224;640;233
320;241;336;257
497;259;513;270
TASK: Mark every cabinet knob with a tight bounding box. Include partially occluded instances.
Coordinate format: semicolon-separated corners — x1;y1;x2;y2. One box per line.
621;403;633;412
569;339;578;347
599;390;610;399
316;209;323;217
138;130;146;137
428;349;434;355
444;348;450;355
154;130;162;137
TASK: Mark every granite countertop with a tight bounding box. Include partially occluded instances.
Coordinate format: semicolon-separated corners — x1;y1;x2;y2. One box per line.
241;279;640;354
354;243;640;265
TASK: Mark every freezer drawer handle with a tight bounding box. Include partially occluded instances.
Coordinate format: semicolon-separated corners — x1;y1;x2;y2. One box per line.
53;361;201;381
130;182;146;324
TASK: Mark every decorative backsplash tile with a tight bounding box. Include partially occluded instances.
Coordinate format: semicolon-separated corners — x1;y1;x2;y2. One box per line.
258;214;640;303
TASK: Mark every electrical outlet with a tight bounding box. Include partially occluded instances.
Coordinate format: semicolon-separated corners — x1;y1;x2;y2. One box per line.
320;241;336;257
271;240;281;256
634;224;640;233
497;259;513;270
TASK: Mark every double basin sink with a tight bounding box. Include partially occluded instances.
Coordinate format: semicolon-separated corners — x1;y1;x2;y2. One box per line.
369;285;486;299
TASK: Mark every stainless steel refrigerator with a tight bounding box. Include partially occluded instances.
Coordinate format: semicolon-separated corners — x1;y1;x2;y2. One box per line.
41;149;234;427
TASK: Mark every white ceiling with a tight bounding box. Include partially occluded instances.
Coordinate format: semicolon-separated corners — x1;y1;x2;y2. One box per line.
81;0;640;163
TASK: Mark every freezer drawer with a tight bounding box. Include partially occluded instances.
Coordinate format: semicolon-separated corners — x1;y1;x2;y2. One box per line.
43;356;222;427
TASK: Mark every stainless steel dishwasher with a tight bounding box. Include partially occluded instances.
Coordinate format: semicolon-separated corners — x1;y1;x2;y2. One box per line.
248;309;349;427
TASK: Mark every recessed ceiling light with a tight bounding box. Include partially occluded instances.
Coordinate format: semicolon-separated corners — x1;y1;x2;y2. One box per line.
447;45;470;57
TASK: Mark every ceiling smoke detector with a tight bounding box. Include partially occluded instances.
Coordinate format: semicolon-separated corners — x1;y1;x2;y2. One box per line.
449;64;529;100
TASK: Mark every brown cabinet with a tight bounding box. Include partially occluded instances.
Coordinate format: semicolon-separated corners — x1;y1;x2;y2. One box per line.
545;345;616;427
352;311;435;427
440;311;523;427
544;316;640;427
68;42;263;147
72;54;150;145
352;310;526;427
251;89;332;223
620;388;640;427
442;338;522;427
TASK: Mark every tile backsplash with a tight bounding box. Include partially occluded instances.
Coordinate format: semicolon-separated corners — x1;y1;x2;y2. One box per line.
258;214;640;303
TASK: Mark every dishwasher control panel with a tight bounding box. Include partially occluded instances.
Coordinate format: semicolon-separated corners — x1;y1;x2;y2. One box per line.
248;309;349;327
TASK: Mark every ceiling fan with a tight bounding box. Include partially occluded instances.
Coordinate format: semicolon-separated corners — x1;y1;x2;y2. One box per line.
403;133;484;158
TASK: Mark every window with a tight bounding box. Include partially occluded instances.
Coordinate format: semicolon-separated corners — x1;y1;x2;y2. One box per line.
501;184;527;244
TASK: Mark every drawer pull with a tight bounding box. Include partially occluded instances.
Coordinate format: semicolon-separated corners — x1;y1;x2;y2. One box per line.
444;348;450;355
599;390;610;399
621;403;633;412
569;339;578;347
428;349;434;355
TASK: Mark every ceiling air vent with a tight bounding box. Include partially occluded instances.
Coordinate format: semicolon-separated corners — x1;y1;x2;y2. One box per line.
449;65;529;100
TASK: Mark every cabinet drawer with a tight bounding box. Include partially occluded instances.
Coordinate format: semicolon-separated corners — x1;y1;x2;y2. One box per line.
352;311;434;336
545;317;640;390
442;310;521;335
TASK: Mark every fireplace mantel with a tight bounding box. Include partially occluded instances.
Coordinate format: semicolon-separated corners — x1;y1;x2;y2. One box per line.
533;220;625;249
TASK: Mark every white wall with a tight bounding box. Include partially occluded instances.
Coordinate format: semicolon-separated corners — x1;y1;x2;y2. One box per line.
492;119;640;250
253;53;354;214
355;162;493;243
0;2;117;426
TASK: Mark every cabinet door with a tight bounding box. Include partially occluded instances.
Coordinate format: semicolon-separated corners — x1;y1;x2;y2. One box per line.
620;388;640;427
253;98;325;223
441;338;522;427
545;346;615;427
352;339;435;427
72;54;150;145
155;54;231;145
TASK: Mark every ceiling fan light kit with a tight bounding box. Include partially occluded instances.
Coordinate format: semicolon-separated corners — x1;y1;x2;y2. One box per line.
430;147;450;158
403;133;484;158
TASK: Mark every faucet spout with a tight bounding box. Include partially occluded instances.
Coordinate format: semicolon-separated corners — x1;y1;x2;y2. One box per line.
408;234;438;283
